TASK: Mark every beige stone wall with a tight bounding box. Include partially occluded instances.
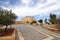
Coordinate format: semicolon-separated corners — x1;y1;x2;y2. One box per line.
21;16;36;24
13;16;37;24
14;21;21;24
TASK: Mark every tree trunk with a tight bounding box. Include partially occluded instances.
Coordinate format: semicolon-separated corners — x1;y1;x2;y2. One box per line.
5;25;8;31
10;24;12;28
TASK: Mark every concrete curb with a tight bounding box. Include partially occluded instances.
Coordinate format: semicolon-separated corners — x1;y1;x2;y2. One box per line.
17;29;24;40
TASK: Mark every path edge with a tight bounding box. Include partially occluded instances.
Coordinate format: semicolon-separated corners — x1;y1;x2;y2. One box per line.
17;29;24;40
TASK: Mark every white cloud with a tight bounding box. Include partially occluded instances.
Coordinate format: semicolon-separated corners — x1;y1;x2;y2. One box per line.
1;0;60;17
22;0;30;5
11;0;60;16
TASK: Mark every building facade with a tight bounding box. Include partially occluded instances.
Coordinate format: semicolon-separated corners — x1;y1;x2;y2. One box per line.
21;16;36;24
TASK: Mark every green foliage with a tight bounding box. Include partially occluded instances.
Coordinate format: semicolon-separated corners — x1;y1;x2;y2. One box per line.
45;19;47;24
45;19;50;24
56;18;60;24
0;9;17;30
49;14;56;24
38;19;43;23
0;10;17;25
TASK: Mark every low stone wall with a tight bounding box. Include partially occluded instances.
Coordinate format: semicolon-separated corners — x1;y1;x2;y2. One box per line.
43;24;59;31
0;29;15;40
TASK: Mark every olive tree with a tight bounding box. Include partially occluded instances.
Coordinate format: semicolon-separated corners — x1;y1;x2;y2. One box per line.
0;9;17;31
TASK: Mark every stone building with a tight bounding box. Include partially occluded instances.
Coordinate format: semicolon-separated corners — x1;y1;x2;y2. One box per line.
14;21;21;24
21;16;36;24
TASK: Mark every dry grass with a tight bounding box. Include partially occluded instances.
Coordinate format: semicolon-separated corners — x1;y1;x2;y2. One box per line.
0;28;15;40
0;28;15;37
43;24;60;34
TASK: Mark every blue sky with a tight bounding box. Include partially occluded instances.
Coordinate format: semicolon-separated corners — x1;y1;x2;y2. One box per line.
0;0;60;21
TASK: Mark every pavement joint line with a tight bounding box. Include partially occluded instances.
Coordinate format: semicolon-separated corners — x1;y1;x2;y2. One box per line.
30;26;54;40
36;26;60;38
17;29;24;40
39;26;60;36
42;37;53;40
30;25;60;38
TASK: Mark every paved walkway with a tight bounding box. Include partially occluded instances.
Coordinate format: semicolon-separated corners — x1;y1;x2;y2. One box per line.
13;24;60;40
